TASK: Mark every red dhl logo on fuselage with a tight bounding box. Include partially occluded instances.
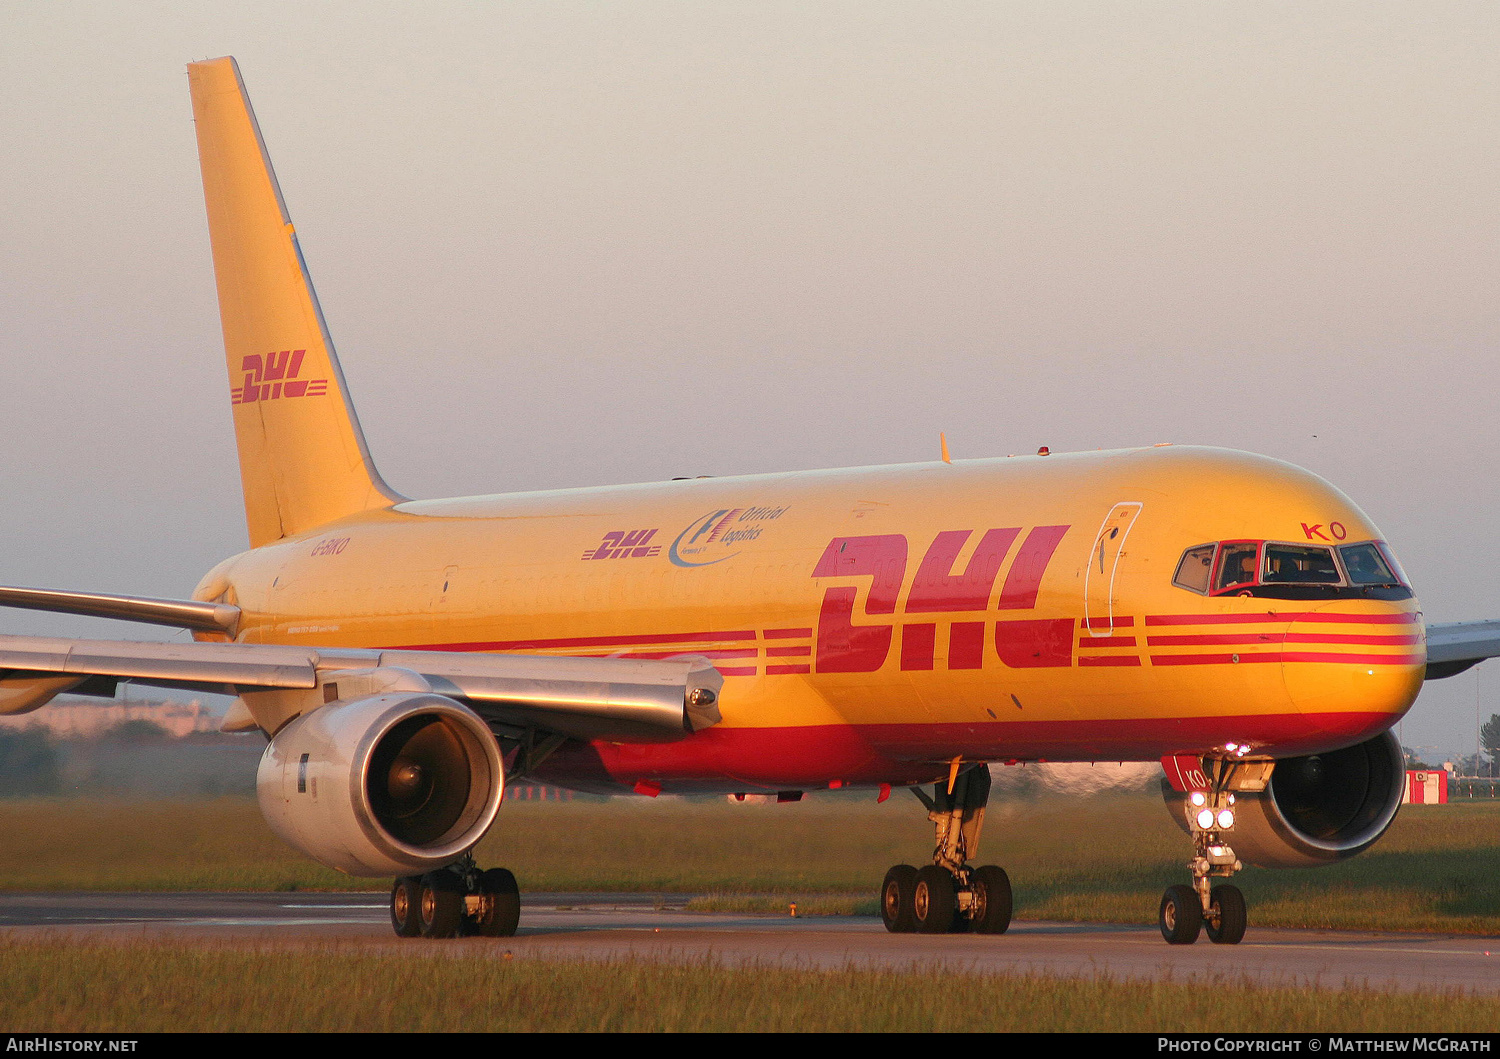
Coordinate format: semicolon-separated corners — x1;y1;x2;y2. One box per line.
232;350;329;405
812;527;1074;672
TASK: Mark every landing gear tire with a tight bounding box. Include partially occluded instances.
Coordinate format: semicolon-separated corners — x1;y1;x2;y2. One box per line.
390;876;422;938
913;865;957;934
419;869;465;939
1205;884;1247;945
474;867;522;938
969;865;1012;935
881;864;919;933
1159;884;1202;945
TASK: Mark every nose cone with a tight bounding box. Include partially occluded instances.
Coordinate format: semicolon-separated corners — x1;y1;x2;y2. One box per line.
1281;601;1425;752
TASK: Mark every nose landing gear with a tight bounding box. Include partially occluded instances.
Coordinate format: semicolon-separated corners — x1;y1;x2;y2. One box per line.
1159;755;1264;945
880;765;1012;935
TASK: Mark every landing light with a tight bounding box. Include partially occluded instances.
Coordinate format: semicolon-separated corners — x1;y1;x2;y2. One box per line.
1189;791;1207;807
1217;809;1235;829
1196;809;1215;829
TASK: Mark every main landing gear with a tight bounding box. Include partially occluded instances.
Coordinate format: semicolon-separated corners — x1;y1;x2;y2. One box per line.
390;854;521;939
1159;755;1258;945
880;765;1012;935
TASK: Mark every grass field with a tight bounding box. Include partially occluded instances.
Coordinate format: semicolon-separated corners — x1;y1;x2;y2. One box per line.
2;794;1498;934
2;936;1497;1032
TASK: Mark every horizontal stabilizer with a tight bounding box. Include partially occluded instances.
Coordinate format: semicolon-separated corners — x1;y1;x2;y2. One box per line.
1423;619;1500;679
0;586;240;633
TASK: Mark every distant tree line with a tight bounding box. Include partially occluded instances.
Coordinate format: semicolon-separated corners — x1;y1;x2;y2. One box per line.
0;722;262;798
0;729;60;796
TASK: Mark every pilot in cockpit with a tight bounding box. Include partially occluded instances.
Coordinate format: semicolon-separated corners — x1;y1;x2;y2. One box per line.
1218;546;1259;590
1343;547;1383;583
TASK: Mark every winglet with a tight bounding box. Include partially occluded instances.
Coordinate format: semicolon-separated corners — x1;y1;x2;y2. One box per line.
187;57;402;547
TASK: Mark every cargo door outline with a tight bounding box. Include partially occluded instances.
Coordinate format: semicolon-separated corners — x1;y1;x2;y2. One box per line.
1083;502;1143;636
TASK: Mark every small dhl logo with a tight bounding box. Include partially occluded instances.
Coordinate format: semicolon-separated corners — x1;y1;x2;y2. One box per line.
582;529;661;561
232;350;329;405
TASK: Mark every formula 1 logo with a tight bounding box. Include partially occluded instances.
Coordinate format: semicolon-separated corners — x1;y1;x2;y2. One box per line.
231;350;329;405
669;506;788;568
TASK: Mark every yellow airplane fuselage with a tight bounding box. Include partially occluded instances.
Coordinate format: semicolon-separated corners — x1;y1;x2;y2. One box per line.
194;444;1424;795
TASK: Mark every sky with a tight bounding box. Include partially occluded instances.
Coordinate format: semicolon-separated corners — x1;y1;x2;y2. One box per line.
1;2;1497;759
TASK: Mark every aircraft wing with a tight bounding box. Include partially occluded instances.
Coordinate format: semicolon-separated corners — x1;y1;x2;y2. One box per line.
0;632;722;743
1423;620;1500;679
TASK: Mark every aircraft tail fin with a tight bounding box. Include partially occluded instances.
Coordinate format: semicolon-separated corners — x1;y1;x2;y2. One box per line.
187;57;402;548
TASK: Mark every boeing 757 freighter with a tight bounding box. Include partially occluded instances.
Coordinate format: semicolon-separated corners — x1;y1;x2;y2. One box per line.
2;57;1497;944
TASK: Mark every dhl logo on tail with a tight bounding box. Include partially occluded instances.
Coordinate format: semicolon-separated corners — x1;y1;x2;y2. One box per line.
231;349;329;405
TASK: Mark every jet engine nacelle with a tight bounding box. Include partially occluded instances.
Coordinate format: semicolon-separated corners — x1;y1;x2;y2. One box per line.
1163;730;1404;869
256;693;504;877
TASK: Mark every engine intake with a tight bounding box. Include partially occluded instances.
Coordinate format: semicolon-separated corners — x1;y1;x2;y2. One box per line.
1163;730;1404;869
257;693;503;876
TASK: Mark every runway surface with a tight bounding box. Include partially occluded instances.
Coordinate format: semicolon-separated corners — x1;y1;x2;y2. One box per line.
2;892;1496;994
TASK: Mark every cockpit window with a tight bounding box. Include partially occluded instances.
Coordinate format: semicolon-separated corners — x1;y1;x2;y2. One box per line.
1214;543;1260;593
1376;542;1410;586
1172;544;1216;593
1263;544;1341;584
1339;542;1400;586
1172;538;1412;600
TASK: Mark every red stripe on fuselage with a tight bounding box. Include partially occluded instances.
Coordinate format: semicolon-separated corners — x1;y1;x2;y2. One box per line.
403;629;758;652
1280;651;1425;665
582;647;759;661
1151;651;1423;666
1147;632;1421;647
1079;636;1137;648
1145;612;1418;626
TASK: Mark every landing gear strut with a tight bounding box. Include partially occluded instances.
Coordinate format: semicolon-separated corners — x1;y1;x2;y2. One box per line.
881;765;1012;935
389;854;521;939
1159;755;1262;945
